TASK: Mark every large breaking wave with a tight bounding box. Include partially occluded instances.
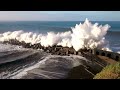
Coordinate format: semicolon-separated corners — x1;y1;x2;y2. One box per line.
0;18;111;51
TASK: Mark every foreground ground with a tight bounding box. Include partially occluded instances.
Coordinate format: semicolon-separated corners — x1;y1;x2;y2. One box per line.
94;62;120;79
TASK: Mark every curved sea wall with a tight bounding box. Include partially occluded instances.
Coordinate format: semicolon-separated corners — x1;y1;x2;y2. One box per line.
90;49;120;61
2;39;82;56
2;39;120;62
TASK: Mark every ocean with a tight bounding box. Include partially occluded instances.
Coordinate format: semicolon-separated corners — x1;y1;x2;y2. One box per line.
0;21;120;52
0;21;120;79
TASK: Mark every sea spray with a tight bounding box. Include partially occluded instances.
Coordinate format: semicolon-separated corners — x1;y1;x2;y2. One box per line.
71;18;110;51
0;18;111;51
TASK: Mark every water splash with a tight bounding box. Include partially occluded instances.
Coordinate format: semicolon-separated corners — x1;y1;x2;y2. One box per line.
0;18;111;51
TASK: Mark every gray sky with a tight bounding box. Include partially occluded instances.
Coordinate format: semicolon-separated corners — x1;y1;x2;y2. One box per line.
0;11;120;21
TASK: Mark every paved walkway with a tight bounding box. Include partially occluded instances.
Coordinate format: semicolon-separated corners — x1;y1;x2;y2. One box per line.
97;55;117;64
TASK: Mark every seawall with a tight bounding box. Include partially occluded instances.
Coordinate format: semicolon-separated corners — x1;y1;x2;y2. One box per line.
2;39;120;62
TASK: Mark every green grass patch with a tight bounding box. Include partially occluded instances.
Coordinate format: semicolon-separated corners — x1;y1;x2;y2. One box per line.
94;62;120;79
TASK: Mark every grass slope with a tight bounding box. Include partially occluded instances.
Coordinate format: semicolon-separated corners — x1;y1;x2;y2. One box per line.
94;62;120;79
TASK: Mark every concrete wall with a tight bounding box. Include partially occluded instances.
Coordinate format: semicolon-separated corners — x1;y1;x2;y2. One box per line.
91;49;120;61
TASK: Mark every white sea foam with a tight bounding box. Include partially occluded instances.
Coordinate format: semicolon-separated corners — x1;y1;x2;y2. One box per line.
10;55;88;79
0;18;111;51
0;43;27;52
117;51;120;54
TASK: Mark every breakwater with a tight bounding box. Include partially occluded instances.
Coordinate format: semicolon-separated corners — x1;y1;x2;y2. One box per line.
2;39;81;56
2;39;120;62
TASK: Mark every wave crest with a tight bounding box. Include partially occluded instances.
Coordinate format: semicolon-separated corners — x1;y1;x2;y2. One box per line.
0;18;111;51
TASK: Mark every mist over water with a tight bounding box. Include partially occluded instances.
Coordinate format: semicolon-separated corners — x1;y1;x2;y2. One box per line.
0;18;111;51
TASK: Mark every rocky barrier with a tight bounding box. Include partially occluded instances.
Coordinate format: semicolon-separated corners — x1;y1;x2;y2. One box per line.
2;39;89;56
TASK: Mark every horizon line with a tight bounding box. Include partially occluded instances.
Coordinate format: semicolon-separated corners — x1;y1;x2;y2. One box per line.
0;20;120;22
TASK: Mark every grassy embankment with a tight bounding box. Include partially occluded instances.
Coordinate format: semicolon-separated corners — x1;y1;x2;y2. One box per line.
94;62;120;79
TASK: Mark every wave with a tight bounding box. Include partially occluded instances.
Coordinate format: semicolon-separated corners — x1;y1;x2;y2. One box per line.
0;48;48;79
0;46;89;79
10;55;89;79
0;43;27;52
0;18;111;51
117;51;120;54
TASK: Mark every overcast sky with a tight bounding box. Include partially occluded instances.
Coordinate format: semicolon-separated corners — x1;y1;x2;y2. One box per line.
0;11;120;21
